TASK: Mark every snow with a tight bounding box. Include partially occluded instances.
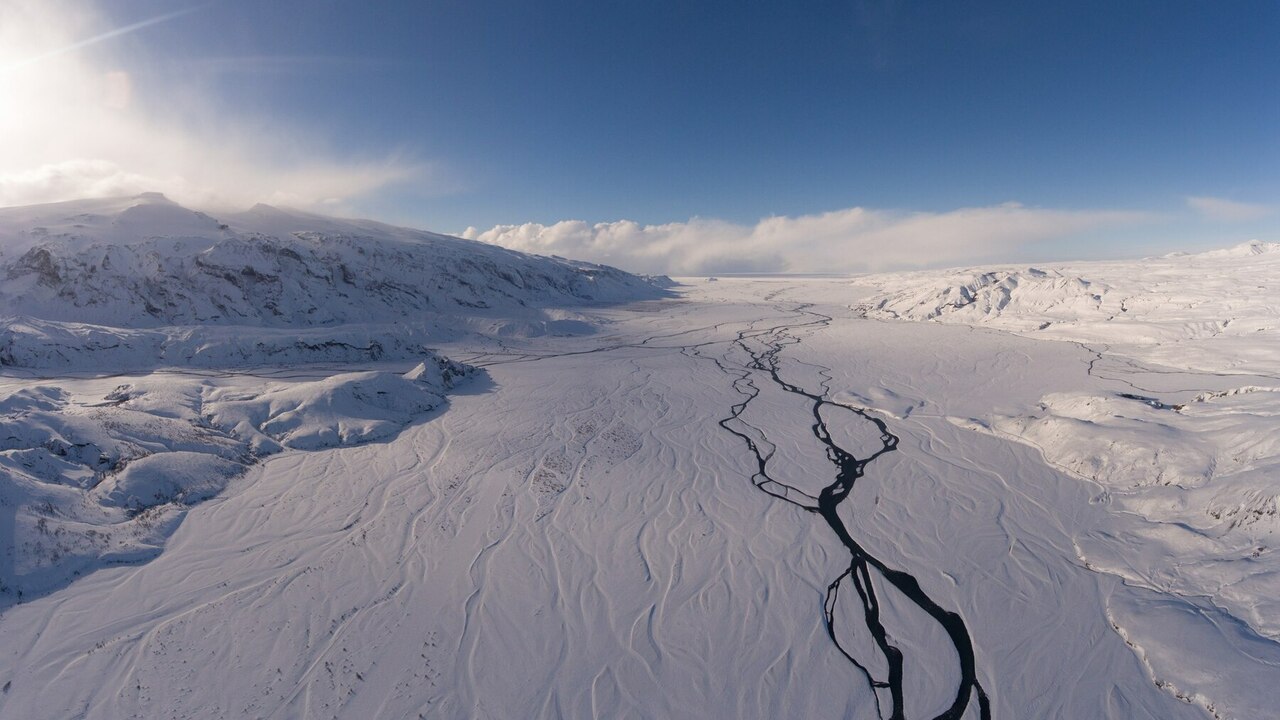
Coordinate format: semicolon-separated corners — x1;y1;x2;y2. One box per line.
854;243;1280;718
853;241;1280;375
1;216;1276;719
0;359;475;603
205;359;474;452
0;194;660;616
4;294;1183;719
0;193;666;371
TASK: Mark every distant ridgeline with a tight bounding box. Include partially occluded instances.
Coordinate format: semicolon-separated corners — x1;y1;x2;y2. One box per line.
854;240;1280;344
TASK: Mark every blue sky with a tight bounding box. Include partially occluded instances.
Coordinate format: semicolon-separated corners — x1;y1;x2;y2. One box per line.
0;0;1275;272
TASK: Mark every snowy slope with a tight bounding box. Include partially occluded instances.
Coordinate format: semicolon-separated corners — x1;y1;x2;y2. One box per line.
854;244;1280;718
854;241;1280;372
0;193;660;329
0;194;667;370
0;358;475;605
1;194;663;610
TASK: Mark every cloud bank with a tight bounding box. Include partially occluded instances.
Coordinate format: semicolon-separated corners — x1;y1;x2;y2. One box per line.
1186;196;1273;223
462;204;1149;275
0;0;416;210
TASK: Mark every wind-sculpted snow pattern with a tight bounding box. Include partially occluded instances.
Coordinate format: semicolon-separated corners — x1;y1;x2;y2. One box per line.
0;261;1267;718
0;358;474;607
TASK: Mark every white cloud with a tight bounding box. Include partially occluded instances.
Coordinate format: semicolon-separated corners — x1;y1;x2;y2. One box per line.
462;203;1150;275
0;0;417;210
0;160;156;204
1186;196;1273;223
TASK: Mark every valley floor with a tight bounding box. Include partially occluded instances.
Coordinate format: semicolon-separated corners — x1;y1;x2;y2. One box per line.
0;278;1269;719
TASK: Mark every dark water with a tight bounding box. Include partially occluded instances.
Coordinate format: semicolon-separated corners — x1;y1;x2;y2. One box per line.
706;306;991;720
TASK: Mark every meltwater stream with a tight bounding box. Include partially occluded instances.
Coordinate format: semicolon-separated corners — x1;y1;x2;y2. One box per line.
467;298;992;718
709;306;991;720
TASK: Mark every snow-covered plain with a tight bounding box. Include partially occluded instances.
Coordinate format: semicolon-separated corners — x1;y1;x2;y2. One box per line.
1;202;1275;719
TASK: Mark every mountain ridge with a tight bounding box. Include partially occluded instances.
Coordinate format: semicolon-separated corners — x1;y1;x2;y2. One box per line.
0;193;666;330
0;194;670;370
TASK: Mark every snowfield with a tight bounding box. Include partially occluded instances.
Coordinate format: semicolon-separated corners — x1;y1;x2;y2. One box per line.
1;203;1276;719
855;240;1280;375
855;242;1280;719
0;358;475;605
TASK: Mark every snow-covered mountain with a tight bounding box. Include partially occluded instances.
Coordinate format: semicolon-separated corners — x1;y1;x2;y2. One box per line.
0;194;667;370
1;193;661;328
0;194;665;609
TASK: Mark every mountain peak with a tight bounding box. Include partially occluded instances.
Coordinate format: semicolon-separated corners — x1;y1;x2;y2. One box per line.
132;191;174;204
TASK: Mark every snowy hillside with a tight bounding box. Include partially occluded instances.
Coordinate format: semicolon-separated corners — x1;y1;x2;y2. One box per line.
1;194;663;610
854;241;1280;372
1;358;472;603
0;193;660;328
0;194;666;370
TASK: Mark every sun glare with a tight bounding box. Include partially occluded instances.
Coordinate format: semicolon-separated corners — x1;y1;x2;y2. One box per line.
0;1;415;210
